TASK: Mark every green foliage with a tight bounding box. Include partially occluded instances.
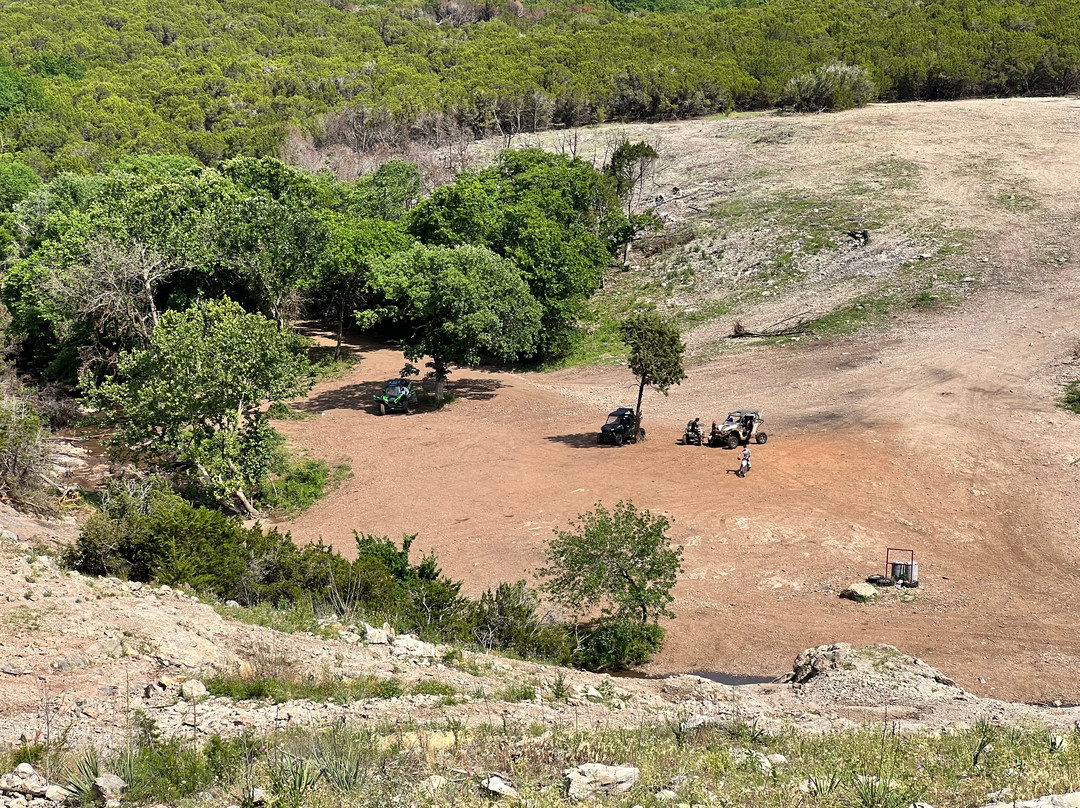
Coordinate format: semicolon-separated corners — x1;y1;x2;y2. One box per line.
2;0;1079;175
364;244;542;396
471;580;574;662
541;500;684;626
620;311;687;428
0;161;41;211
783;62;877;112
1061;381;1080;414
87;298;312;512
205;672;403;704
573;619;665;671
257;456;351;517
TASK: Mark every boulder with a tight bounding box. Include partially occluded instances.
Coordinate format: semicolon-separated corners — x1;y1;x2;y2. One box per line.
363;623;390;645
91;774;128;803
391;634;437;658
839;583;878;602
482;775;518;799
180;680;207;700
565;764;640;801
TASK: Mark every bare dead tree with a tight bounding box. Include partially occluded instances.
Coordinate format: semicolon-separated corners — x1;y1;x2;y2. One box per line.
42;237;176;368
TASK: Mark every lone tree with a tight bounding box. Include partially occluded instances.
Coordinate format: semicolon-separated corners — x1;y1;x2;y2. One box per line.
362;244;542;399
540;500;683;669
619;312;686;437
540;500;683;626
89;298;312;516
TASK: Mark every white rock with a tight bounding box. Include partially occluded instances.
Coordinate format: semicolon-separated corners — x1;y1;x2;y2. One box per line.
391;634;437;657
483;775;518;799
91;774;127;802
565;764;639;800
766;753;788;768
839;583;878;602
363;623;390;644
181;680;207;700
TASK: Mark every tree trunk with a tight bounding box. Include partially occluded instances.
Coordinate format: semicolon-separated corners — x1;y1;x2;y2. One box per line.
235;488;260;519
634;377;646;438
335;302;345;361
434;357;448;400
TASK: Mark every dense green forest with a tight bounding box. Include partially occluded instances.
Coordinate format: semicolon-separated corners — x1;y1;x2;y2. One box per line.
1;0;1078;176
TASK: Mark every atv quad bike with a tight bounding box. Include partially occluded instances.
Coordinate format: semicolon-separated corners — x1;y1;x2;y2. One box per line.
683;420;704;446
709;409;768;448
597;407;645;445
374;378;418;415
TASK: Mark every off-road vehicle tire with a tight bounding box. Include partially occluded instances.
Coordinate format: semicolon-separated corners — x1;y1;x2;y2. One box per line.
403;402;411;414
379;402;386;416
615;432;624;446
724;433;740;449
756;433;768;444
597;433;604;445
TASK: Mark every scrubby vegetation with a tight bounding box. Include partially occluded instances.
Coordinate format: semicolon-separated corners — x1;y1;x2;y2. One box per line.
1;0;1079;176
64;481;676;670
6;716;1080;808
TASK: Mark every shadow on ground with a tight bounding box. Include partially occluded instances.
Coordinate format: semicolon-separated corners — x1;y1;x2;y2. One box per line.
298;377;506;414
546;433;624;449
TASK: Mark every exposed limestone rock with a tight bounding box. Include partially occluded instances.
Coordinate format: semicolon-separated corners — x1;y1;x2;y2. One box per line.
565;764;640;800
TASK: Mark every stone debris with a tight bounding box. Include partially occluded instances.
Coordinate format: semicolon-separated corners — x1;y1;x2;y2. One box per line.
0;765;71;808
565;764;640;800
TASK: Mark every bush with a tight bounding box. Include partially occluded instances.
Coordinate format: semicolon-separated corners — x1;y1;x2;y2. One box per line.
782;62;877;113
0;389;50;501
573;619;665;671
471;581;574;663
1061;381;1080;414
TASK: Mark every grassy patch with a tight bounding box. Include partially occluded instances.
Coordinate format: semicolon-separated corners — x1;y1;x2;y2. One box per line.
212;602;332;636
804;294;897;337
1060;381;1080;414
267;401;316;421
494;680;539;703
23;718;1080;808
205;672;403;704
261;457;352;517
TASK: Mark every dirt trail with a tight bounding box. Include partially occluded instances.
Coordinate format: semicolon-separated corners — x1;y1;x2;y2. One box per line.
279;98;1080;704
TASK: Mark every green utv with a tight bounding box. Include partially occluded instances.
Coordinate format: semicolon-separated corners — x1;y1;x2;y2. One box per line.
375;378;418;415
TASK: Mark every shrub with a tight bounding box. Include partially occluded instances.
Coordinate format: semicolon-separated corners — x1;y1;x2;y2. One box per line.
783;62;877;113
1061;381;1080;414
471;580;574;663
573;619;665;671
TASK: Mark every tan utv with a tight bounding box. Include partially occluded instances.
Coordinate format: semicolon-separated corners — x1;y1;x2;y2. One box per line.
708;409;768;449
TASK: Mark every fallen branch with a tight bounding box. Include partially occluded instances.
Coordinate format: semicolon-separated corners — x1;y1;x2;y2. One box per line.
730;312;812;339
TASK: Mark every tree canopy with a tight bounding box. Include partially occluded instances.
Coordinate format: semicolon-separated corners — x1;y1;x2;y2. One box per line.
619;312;687;433
363;244;542;398
89;298;312;515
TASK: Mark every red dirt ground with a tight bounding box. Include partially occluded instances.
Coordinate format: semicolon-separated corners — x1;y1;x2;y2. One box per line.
277;99;1080;704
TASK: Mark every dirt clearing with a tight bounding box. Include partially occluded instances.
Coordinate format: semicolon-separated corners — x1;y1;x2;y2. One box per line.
278;98;1080;704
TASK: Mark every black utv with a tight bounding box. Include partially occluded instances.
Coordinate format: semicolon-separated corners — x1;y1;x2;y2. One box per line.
597;407;645;445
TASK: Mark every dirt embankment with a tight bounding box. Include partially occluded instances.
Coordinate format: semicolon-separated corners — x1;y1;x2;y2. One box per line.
272;99;1080;704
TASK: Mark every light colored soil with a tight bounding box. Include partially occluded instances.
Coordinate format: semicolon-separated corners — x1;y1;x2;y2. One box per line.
276;97;1080;705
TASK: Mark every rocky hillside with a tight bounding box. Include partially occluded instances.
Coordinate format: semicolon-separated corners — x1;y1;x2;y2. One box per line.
2;526;1078;754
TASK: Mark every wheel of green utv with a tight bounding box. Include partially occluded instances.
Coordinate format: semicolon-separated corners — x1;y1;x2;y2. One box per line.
403;401;411;414
756;432;768;444
615;432;624;446
379;402;386;416
724;433;740;449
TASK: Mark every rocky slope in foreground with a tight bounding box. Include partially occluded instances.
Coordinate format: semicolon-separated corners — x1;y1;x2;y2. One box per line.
2;528;1078;756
